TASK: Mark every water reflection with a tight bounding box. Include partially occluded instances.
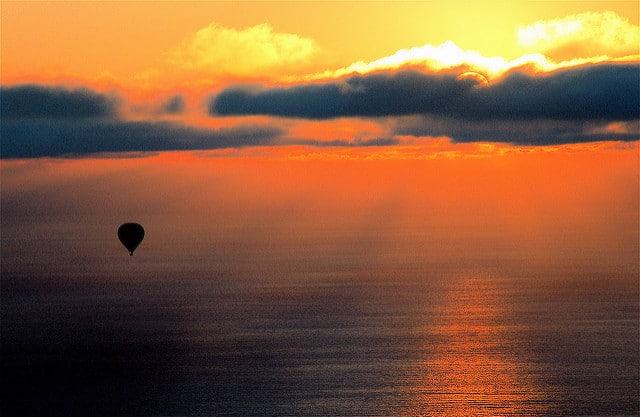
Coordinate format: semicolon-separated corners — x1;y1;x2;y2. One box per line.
407;275;548;416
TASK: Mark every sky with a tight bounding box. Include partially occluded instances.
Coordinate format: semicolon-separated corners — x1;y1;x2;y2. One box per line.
1;1;638;157
2;144;637;415
1;1;638;273
1;5;638;415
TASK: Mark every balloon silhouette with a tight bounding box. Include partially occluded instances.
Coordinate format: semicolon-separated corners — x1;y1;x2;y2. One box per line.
118;223;145;256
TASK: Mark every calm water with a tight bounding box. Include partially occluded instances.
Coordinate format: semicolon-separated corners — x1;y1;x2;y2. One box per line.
2;221;638;416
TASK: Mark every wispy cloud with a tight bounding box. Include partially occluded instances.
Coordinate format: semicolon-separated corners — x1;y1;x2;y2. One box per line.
284;137;399;148
160;95;186;115
397;116;639;146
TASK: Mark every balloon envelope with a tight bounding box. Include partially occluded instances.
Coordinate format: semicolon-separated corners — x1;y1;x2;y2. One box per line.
118;223;145;256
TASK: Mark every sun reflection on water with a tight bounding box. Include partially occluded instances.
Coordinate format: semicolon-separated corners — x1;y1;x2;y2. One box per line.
405;275;548;416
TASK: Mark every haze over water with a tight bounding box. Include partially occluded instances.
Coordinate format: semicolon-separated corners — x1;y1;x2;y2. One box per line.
2;149;638;416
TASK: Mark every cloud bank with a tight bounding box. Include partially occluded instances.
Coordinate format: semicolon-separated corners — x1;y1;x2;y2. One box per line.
0;85;282;158
1;85;118;119
2;60;638;159
1;120;284;158
0;84;399;158
212;63;639;145
212;64;639;121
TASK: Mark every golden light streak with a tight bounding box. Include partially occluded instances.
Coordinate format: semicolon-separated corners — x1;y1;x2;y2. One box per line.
298;39;638;84
403;275;549;416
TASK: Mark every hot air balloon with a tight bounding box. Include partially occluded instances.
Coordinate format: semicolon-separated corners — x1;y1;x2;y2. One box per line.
118;223;145;256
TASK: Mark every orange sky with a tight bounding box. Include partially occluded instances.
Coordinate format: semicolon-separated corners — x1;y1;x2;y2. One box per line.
1;1;638;192
2;141;637;277
2;1;638;86
1;6;638;415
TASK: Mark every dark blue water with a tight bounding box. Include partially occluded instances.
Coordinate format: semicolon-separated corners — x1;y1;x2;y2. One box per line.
1;222;638;416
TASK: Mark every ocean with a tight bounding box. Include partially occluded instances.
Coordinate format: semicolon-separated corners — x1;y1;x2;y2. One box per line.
2;218;638;416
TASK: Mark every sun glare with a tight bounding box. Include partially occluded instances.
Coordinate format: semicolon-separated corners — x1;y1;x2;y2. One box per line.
296;39;615;84
290;10;638;85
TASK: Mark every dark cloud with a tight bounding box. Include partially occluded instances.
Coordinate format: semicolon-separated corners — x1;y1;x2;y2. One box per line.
0;83;404;158
464;64;639;121
0;84;285;158
1;85;118;119
212;71;465;119
211;64;639;122
285;137;400;147
0;119;283;158
396;116;639;145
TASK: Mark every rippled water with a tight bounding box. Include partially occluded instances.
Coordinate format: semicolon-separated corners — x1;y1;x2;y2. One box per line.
2;223;638;416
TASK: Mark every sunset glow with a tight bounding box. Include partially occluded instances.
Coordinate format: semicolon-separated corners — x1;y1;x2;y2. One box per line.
1;2;638;415
3;4;637;156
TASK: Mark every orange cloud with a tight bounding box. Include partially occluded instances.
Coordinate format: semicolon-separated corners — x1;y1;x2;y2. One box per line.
167;22;319;79
517;11;640;61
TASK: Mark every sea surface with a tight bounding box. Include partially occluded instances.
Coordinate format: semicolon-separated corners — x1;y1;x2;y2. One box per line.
1;220;638;416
